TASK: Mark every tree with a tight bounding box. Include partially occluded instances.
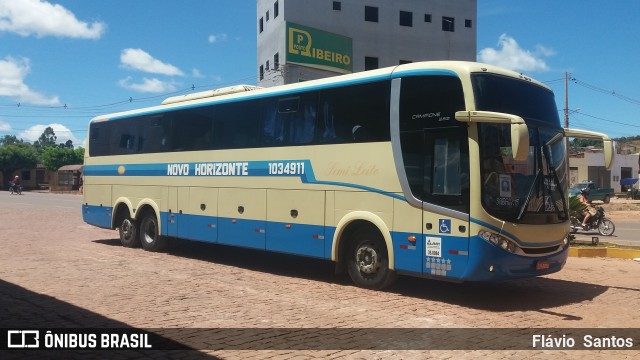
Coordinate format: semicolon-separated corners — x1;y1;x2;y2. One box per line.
41;146;84;171
0;135;23;146
0;144;38;188
34;126;57;151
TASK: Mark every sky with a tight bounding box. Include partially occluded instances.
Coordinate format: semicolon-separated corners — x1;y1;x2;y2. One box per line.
1;0;640;147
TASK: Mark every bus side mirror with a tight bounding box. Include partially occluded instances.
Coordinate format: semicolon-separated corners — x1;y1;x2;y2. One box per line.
455;111;529;161
564;128;614;170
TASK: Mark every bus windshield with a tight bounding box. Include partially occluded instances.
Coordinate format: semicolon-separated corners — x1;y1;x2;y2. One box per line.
472;73;568;224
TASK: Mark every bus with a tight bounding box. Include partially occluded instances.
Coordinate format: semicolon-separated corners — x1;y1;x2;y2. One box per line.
82;61;613;289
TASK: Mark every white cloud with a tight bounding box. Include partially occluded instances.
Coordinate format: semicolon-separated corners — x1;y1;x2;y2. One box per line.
118;76;177;93
0;119;11;132
478;34;553;72
208;33;228;44
191;68;204;78
19;123;81;145
0;56;60;105
120;48;184;76
0;0;105;39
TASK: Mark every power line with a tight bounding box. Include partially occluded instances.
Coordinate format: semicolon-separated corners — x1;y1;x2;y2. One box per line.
572;78;640;106
573;111;640;128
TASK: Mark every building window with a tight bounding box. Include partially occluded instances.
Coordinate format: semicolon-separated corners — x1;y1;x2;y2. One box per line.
442;16;455;32
266;10;270;21
400;60;412;65
400;11;413;27
266;60;270;71
274;1;279;18
259;17;264;33
465;19;472;28
365;56;379;70
22;170;31;181
274;53;279;70
424;14;432;23
333;1;341;11
260;65;264;80
365;6;378;22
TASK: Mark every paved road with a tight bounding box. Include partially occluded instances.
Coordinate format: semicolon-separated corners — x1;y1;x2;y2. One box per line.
572;220;639;247
1;192;639;358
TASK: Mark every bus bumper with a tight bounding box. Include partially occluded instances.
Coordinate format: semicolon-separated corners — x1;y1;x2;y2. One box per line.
460;236;569;282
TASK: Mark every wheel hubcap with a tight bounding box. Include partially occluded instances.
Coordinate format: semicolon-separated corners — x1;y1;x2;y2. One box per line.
122;220;133;239
356;245;379;274
143;221;156;244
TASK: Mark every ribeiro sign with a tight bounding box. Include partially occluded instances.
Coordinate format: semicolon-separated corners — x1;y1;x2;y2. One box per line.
287;22;352;73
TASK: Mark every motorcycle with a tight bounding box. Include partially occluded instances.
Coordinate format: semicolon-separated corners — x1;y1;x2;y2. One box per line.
8;182;22;195
570;206;615;236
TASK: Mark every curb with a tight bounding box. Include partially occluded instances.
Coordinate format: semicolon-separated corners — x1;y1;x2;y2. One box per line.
569;247;640;259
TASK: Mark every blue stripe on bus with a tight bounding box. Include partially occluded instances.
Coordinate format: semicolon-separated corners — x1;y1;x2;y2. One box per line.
462;235;569;281
83;161;405;201
82;204;112;229
82;204;567;281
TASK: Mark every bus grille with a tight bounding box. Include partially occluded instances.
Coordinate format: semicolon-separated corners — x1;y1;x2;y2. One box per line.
521;245;560;255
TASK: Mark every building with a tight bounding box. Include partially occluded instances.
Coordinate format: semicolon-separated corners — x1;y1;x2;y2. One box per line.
257;0;477;86
569;146;640;193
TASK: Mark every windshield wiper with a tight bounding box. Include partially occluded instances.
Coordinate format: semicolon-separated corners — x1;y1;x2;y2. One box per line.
516;167;542;221
542;145;568;221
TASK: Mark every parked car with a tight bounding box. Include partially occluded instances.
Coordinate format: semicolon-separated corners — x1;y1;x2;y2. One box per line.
568;181;615;204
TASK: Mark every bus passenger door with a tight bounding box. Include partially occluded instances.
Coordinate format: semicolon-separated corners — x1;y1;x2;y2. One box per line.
421;128;470;279
218;188;266;250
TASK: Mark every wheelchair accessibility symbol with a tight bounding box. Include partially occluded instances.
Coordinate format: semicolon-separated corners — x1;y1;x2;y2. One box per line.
439;219;451;234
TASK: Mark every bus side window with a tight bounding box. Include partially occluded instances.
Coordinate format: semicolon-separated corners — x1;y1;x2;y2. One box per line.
262;93;316;146
216;100;260;149
89;124;110;156
319;81;390;144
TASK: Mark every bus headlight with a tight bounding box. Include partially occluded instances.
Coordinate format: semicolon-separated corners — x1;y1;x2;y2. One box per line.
479;230;521;254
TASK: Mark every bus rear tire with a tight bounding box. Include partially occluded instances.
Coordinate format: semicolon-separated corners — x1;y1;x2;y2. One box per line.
140;212;167;252
119;217;140;248
346;227;397;290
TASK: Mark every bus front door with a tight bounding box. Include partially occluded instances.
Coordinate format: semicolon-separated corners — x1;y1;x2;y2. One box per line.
421;127;470;280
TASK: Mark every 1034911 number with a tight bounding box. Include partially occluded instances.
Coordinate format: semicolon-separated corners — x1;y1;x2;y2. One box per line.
268;162;305;175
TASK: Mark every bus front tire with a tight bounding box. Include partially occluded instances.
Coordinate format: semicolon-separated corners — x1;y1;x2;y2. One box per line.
140;212;167;252
119;217;140;248
346;227;397;290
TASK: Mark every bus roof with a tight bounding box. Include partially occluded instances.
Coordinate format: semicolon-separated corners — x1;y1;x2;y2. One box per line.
90;61;549;123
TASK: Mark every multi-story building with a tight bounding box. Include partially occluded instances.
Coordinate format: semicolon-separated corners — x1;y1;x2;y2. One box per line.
257;0;477;86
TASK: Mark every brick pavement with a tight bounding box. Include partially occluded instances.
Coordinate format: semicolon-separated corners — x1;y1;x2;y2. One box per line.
0;193;639;359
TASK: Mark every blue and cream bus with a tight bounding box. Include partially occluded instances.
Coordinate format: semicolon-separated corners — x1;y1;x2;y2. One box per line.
82;61;612;289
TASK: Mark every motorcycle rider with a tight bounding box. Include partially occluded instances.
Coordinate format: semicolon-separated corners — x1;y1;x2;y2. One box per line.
9;175;21;194
579;188;597;229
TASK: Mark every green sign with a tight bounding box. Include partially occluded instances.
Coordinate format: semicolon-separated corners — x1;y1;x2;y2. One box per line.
286;22;353;73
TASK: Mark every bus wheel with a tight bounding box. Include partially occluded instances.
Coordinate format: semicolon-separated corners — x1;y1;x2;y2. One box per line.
119;217;140;248
140;212;167;252
346;227;397;290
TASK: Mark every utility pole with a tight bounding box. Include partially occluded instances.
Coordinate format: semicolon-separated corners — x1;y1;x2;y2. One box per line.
564;71;570;129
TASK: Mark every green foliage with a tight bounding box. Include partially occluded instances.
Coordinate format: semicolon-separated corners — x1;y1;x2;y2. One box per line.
0;135;24;146
41;146;84;171
0;144;39;186
568;195;587;220
569;138;600;148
